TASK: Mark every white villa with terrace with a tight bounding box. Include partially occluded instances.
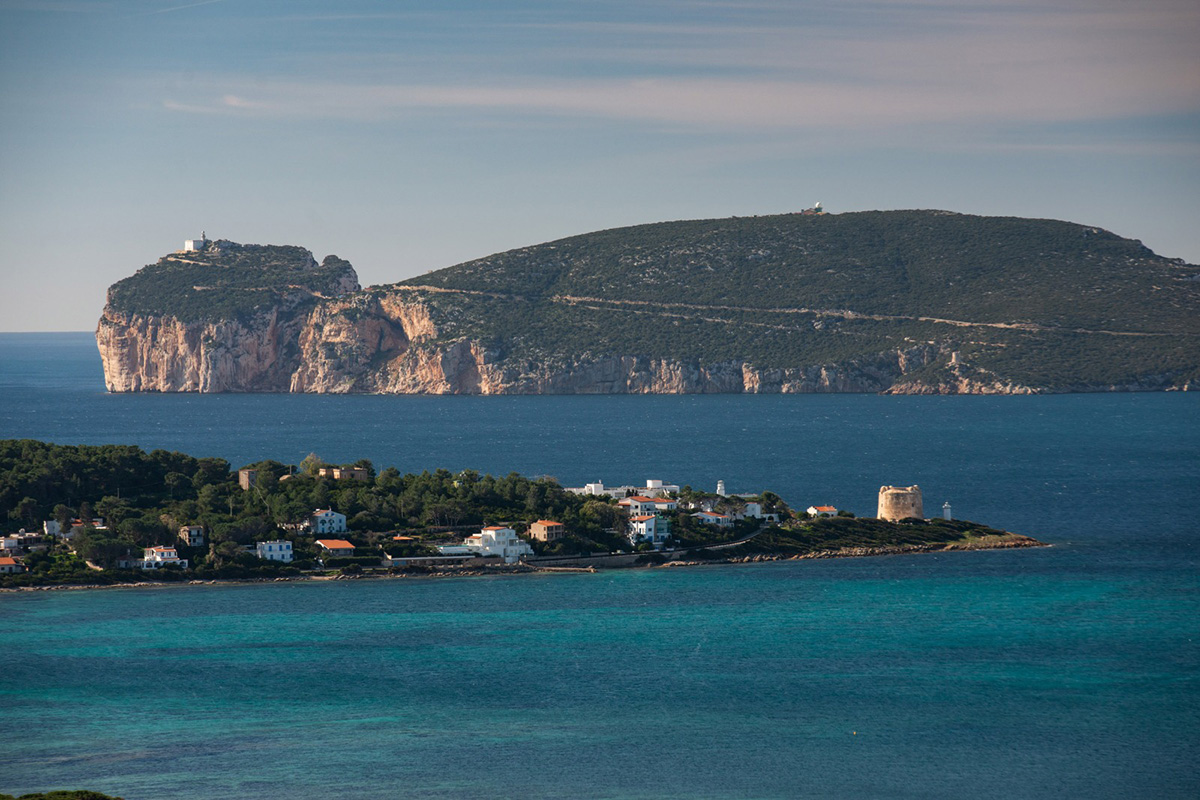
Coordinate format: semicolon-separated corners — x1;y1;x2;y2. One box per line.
462;526;533;563
568;479;681;499
628;514;671;547
312;509;347;534
142;546;188;569
618;495;678;515
692;511;734;528
256;540;293;562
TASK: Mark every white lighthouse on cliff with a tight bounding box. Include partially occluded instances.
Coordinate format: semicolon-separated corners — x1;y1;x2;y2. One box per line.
184;232;209;252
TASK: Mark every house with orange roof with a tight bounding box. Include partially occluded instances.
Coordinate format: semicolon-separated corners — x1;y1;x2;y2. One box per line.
529;520;566;542
0;555;27;574
692;511;733;528
806;505;839;517
142;546;188;569
315;539;356;558
619;496;678;515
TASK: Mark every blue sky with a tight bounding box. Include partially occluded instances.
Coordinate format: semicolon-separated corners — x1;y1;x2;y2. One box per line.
2;0;1198;332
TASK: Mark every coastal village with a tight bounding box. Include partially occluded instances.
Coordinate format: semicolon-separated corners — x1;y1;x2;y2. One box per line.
0;453;961;582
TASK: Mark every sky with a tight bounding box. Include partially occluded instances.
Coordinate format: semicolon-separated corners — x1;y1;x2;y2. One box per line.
1;0;1198;332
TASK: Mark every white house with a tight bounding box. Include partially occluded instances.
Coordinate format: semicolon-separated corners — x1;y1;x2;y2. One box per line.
568;479;680;499
142;546;188;569
737;502;780;522
178;525;205;548
312;509;347;535
641;479;680;498
256;540;293;563
569;481;635;498
1;531;49;555
807;505;839;517
43;517;105;538
184;233;208;252
462;526;533;563
692;511;733;528
628;514;671;547
619;495;678;515
619;495;662;515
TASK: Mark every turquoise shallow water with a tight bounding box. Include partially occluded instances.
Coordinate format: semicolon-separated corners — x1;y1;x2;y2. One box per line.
6;561;1198;799
1;333;1199;798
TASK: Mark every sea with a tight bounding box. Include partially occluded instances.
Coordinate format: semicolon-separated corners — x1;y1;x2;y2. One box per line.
1;332;1197;799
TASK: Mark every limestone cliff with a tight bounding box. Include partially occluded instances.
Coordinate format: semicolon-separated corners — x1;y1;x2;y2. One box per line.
97;285;958;394
96;213;1200;394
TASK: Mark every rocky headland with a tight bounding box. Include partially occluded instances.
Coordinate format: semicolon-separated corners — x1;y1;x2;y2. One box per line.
97;211;1200;394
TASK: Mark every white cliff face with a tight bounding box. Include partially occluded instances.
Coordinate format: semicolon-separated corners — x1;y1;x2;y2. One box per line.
97;308;298;392
95;288;1077;396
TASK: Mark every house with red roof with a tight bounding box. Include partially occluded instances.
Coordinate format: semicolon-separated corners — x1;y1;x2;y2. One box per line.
142;546;188;569
0;556;27;574
628;514;670;547
619;496;678;515
529;520;566;542
315;539;356;558
806;505;839;517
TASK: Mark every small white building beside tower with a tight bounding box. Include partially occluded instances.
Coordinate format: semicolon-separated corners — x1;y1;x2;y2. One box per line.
184;232;209;252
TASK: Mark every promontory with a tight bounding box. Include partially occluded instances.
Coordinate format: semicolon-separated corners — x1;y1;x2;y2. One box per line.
96;210;1200;394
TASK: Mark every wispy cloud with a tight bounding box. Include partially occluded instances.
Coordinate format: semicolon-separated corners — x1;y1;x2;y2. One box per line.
155;0;1199;140
158;65;1199;135
149;0;226;14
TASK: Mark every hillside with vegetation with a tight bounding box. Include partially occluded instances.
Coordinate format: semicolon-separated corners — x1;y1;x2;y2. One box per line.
97;211;1200;393
404;211;1196;333
104;241;359;323
386;210;1198;391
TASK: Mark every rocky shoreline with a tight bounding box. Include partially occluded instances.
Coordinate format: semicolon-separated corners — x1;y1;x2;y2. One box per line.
0;534;1046;593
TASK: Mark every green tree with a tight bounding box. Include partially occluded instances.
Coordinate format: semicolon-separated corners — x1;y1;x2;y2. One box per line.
10;496;39;528
299;452;325;477
192;457;231;490
165;472;190;499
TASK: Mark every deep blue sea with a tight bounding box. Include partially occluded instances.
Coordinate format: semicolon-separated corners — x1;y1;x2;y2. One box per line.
2;332;1198;799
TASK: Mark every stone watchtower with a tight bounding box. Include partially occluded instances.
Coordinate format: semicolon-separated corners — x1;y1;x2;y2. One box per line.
877;485;924;521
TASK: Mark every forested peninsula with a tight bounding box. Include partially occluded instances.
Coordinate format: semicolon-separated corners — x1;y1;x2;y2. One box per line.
0;439;1041;589
96;210;1200;395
